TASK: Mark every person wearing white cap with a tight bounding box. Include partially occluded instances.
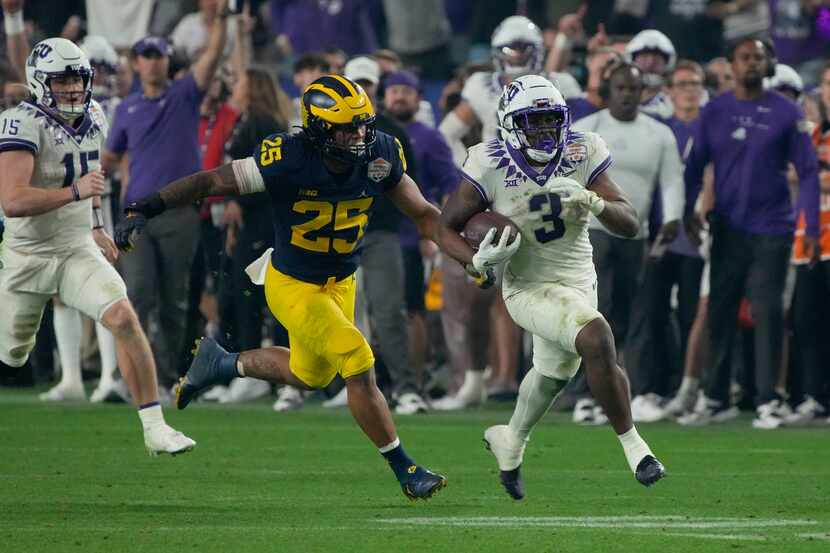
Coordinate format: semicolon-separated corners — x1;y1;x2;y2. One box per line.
765;63;804;104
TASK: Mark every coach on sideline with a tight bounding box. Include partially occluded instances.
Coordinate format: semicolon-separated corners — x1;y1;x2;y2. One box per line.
682;38;821;429
102;5;229;394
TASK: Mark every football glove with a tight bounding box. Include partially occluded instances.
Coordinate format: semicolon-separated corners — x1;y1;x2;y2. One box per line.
471;227;521;275
114;193;166;251
560;188;605;221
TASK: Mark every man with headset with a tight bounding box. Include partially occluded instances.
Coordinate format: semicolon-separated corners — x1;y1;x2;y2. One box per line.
568;61;685;425
682;38;821;429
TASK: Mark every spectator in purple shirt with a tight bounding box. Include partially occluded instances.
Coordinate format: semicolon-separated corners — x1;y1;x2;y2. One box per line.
682;37;821;429
102;14;228;392
270;0;378;58
769;0;830;88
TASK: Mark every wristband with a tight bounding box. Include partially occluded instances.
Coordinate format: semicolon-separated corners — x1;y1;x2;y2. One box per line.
126;193;166;219
4;10;24;35
554;33;572;51
92;207;104;229
70;181;81;202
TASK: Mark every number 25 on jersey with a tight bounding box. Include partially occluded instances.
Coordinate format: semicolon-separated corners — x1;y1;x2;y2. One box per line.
291;198;374;254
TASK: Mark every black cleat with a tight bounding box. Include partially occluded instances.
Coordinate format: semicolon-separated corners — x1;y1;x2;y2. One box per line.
635;455;666;487
498;467;525;500
400;466;448;501
175;337;230;410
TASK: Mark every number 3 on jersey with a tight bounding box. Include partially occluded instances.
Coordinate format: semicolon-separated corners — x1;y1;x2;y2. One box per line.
529;193;565;243
291;198;374;254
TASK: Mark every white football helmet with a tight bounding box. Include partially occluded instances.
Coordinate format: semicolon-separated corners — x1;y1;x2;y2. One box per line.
765;63;803;99
498;74;570;164
26;38;93;121
80;35;118;99
625;29;676;88
491;15;544;78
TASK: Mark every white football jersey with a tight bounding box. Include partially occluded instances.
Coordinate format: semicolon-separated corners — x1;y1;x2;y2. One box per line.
463;131;612;287
461;71;582;143
0;100;108;254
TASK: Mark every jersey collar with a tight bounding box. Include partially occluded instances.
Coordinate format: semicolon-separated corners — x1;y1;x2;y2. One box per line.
23;101;94;143
505;140;563;186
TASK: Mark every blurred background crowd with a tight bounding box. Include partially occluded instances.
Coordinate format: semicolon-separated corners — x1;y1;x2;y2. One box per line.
0;0;829;429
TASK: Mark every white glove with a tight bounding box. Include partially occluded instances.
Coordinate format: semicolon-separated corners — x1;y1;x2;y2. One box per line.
560;188;605;221
472;227;521;274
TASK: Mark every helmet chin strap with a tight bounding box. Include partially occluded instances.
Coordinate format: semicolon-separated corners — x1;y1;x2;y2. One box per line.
525;148;556;163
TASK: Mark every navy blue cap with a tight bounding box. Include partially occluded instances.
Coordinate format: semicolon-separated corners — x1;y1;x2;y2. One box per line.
383;70;421;93
132;36;172;57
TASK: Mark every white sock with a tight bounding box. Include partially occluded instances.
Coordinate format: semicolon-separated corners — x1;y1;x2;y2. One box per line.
236;357;246;377
95;322;118;385
617;426;654;473
508;368;568;442
53;303;83;388
138;403;165;432
678;376;700;396
378;437;400;454
457;369;484;400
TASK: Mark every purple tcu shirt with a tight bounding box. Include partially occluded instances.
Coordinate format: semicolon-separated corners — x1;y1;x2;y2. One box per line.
106;74;205;204
399;120;458;249
684;90;820;238
663;115;700;257
567;97;601;123
269;0;378;56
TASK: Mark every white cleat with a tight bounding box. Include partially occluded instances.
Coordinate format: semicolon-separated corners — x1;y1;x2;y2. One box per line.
677;394;739;426
144;425;196;457
483;425;526;471
784;396;826;425
39;382;86;402
322;386;349;408
752;399;787;430
219;377;270;404
483;425;527;500
89;379;130;403
572;398;607;425
200;385;229;402
662;388;698;418
272;386;304;412
631;394;667;423
394;392;428;415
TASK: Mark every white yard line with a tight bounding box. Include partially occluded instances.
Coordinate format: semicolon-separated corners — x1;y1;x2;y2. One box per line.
377;515;819;530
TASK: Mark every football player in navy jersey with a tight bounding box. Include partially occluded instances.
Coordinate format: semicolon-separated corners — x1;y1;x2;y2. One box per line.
114;75;447;500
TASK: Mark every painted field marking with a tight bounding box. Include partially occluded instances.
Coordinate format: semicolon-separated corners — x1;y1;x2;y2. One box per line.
377;515;819;531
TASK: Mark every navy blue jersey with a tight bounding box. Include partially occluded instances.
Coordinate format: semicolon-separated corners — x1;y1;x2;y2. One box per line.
254;130;406;284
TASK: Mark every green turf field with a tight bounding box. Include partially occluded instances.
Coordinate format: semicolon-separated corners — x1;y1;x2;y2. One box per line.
1;387;829;553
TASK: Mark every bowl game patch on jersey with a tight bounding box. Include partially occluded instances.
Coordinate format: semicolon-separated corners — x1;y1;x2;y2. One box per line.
367;157;391;182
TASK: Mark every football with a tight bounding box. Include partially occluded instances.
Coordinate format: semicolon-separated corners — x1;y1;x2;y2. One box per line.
463;211;520;249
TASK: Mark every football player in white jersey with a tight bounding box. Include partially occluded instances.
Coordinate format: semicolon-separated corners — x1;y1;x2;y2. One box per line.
440;15;581;165
625;29;676;120
436;75;666;499
38;35;125;404
0;38;195;456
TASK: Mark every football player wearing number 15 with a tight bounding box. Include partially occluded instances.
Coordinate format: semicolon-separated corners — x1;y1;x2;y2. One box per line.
0;39;195;456
114;75;447;501
436;75;666;500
